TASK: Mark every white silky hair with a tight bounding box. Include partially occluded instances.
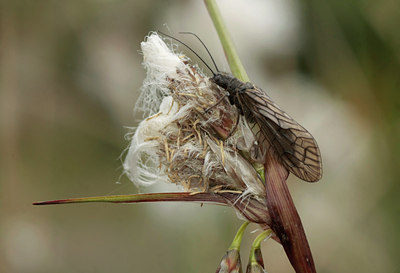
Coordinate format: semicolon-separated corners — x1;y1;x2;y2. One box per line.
124;96;174;186
124;93;197;187
136;32;188;116
124;32;265;198
124;33;190;187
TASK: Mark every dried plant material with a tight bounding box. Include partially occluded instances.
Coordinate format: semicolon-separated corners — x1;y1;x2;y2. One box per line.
33;32;317;273
123;33;265;201
264;149;316;273
34;191;271;228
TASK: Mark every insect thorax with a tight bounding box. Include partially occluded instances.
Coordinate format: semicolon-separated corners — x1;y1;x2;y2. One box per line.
210;72;254;116
211;72;252;95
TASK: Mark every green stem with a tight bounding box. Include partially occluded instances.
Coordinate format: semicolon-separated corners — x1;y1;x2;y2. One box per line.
229;222;249;251
205;0;266;179
249;229;272;264
204;0;249;82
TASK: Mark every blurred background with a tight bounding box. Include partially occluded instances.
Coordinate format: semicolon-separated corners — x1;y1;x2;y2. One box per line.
1;0;399;272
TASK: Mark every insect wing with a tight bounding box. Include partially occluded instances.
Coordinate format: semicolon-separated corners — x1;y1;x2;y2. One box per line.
240;87;322;182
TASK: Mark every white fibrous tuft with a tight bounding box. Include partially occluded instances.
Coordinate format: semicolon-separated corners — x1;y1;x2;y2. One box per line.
123;96;178;186
136;33;188;116
124;32;265;198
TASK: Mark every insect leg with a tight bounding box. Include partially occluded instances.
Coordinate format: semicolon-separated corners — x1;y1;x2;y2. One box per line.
204;94;228;112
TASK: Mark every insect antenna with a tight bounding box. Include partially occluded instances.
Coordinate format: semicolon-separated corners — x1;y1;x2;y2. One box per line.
157;31;216;75
179;32;219;73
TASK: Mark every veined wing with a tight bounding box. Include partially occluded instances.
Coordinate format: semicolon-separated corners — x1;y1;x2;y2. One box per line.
238;86;322;182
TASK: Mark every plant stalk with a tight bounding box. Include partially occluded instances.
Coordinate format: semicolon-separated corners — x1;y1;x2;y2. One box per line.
204;0;249;82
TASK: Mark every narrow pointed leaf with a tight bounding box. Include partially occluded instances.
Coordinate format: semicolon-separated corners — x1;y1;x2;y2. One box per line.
34;192;271;226
264;150;316;273
33;192;228;206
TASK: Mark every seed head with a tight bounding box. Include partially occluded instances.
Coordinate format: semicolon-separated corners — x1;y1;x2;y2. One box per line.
124;32;265;200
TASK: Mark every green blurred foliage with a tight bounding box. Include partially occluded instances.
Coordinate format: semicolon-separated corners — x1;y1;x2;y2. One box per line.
299;0;400;265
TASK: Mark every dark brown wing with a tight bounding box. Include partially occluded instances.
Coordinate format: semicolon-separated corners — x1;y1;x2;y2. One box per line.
237;86;322;182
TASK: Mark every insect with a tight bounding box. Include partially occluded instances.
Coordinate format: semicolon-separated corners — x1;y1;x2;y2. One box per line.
159;31;322;182
210;72;322;182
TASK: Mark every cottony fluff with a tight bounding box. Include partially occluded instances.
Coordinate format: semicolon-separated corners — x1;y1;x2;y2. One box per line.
124;33;265;199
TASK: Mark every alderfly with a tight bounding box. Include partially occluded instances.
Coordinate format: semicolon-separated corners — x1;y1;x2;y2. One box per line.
159;31;322;182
